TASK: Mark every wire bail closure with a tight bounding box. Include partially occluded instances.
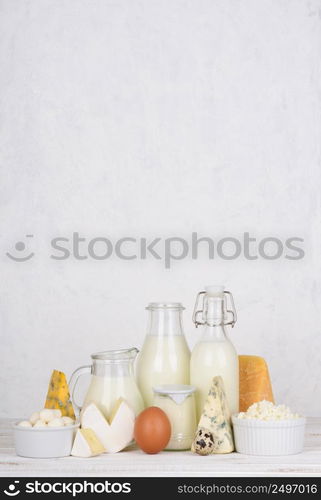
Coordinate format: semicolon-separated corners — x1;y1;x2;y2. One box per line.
192;289;237;328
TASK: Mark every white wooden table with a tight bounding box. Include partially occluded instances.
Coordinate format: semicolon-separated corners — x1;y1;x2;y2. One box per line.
1;418;320;477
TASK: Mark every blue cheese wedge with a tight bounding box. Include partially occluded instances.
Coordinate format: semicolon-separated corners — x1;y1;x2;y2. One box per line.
191;376;234;455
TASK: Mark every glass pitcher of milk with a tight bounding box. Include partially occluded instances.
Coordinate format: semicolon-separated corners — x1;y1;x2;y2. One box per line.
190;286;239;420
136;303;190;406
69;348;144;418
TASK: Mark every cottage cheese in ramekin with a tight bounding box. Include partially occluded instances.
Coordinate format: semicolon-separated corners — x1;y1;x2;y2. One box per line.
232;400;305;456
236;400;301;421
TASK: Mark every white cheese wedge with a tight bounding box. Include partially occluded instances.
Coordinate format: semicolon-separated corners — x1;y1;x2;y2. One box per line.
81;399;135;454
192;376;234;455
71;428;105;458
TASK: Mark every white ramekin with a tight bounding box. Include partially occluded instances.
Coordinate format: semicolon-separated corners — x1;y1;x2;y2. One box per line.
13;422;79;458
232;416;306;456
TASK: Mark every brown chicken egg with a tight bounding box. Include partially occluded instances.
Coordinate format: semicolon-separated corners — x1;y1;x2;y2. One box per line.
134;406;171;454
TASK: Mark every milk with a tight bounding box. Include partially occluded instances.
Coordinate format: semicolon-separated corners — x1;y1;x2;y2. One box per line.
136;335;190;406
190;335;239;419
83;375;144;418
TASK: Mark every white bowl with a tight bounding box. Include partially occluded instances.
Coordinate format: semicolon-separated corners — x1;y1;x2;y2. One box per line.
13;421;79;458
232;416;306;456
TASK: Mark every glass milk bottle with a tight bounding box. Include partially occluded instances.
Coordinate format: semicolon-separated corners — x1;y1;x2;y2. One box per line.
190;286;239;420
136;303;190;407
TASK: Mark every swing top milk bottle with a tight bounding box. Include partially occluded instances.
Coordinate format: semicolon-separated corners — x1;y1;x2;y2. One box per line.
190;286;239;419
136;302;190;406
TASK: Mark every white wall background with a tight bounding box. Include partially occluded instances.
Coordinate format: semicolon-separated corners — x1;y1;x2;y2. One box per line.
0;0;321;417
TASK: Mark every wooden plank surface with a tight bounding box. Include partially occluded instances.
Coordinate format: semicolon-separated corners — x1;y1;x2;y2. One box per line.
0;418;320;477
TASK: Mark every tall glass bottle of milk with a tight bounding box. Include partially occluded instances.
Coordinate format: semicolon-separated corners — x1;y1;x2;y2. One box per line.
136;303;190;407
190;286;239;420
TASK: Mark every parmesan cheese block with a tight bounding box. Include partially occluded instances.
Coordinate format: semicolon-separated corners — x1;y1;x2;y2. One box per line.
44;370;76;419
71;428;105;457
239;355;274;412
81;398;135;454
191;376;234;455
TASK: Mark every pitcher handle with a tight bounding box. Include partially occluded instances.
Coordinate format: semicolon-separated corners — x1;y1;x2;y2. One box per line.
69;365;91;414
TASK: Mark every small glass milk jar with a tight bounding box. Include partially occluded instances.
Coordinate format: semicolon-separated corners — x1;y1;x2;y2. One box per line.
153;385;196;450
